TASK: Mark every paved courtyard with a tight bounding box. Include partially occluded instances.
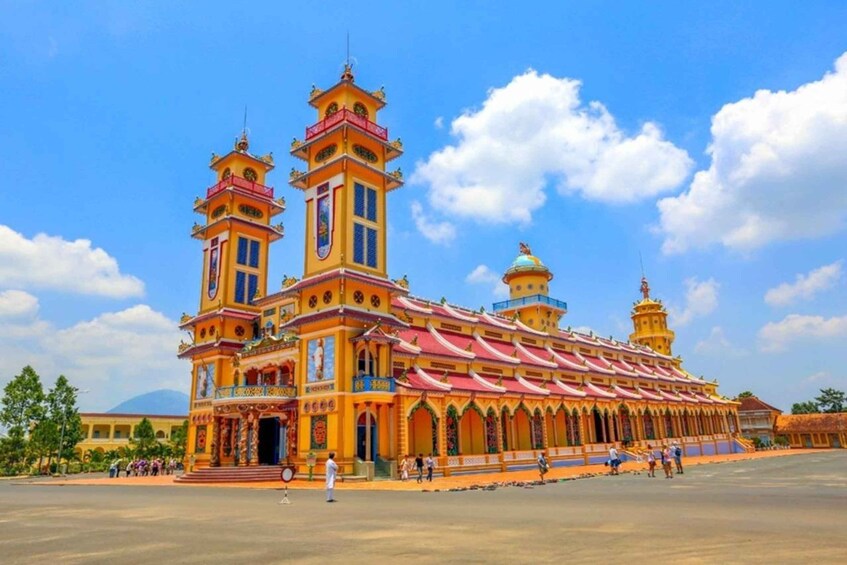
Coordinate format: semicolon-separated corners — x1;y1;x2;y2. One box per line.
1;451;845;563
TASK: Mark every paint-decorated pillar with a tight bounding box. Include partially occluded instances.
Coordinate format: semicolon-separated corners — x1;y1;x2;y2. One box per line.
210;416;221;467
239;415;248;466
249;413;259;465
365;402;372;462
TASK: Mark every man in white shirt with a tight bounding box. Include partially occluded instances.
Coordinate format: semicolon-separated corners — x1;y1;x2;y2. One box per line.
325;452;338;502
608;446;620;475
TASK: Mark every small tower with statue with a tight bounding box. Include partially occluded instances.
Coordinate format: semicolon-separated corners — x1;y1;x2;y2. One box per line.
493;242;568;333
629;276;675;356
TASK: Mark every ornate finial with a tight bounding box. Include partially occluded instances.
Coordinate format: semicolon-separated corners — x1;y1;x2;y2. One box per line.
410;335;418;347
193;196;204;207
210;152;220;164
341;63;355;82
496;376;503;387
440;371;449;383
640;276;650;300
393;274;409;290
440;296;447;305
260;152;274;165
519;242;532;255
180;313;192;323
371;86;386;101
235;131;249;152
465;342;473;352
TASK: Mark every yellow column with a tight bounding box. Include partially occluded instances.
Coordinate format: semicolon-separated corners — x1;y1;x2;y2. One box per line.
365;403;372;462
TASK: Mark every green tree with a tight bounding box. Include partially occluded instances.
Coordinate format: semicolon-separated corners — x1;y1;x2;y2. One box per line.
29;419;59;474
169;420;188;461
791;401;820;414
814;388;846;413
0;366;46;473
45;376;83;472
736;391;755;399
130;418;158;459
0;366;46;435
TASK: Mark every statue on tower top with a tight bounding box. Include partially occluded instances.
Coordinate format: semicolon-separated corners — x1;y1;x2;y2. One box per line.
519;242;532;256
640;276;650;300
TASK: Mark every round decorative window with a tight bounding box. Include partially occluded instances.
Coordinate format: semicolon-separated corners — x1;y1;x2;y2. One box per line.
353;102;369;119
315;144;337;162
243;167;258;182
370;295;381;308
322;290;332;304
528;284;534;290
516;285;522;291
222;167;231;179
235;326;245;337
353;290;364;304
308;295;318;308
353;144;378;163
200;328;207;338
325;102;339;117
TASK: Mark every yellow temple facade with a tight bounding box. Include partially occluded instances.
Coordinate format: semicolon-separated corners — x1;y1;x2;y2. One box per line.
178;66;741;480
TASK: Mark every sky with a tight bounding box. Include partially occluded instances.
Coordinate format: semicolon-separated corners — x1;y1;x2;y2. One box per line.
1;1;846;412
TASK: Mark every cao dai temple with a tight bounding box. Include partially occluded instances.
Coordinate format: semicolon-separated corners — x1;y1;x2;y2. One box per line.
177;66;742;481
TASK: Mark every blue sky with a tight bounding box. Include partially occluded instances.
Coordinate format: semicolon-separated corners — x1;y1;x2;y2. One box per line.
1;1;846;411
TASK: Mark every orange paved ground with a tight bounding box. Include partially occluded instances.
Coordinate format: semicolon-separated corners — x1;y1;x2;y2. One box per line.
41;449;813;491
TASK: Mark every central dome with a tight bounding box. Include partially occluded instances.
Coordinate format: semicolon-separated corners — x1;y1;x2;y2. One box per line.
511;254;544;268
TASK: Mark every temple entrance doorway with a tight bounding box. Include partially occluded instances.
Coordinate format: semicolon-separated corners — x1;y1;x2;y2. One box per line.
258;417;280;465
593;409;606;443
357;412;377;461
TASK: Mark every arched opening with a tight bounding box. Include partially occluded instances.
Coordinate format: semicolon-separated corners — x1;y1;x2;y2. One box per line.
570;409;582;446
664;410;675;438
531;408;544;449
459;404;485;455
593;407;607;443
620;405;633;446
514;405;533;451
484;408;499;453
445;406;459;456
643;409;656;440
356;411;377;461
155;430;165;439
500;407;511;451
356;346;376;377
408;403;437;456
682;409;691;437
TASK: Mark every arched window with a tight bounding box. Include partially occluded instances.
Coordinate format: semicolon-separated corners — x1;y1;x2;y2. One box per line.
357;347;376;376
353;102;369;119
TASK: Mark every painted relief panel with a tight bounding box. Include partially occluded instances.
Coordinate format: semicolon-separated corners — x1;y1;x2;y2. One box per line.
307;336;335;382
196;364;216;399
207;237;220;299
195;425;207;453
315;183;333;259
310;415;328;450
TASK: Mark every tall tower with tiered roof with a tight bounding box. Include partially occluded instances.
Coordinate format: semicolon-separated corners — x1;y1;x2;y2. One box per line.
629;276;675;356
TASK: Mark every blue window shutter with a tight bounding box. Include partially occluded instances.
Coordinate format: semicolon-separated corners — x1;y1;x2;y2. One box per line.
354;183;365;218
367;228;377;268
366;188;377;222
353;223;364;264
249;240;260;268
247;274;258;305
236;238;248;265
235;271;246;303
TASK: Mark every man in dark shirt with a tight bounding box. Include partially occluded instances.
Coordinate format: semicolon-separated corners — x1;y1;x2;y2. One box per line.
415;453;424;484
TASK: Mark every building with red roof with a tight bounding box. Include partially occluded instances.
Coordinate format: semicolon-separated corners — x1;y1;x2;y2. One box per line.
738;396;783;445
179;66;742;481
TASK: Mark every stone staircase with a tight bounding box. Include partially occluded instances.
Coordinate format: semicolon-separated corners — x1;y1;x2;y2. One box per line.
175;466;283;484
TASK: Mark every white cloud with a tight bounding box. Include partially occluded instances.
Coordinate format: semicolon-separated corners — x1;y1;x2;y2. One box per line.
758;313;847;352
658;52;847;254
465;264;509;299
0;290;39;318
410;201;456;245
0;304;188;410
0;225;144;298
764;260;843;306
694;326;746;356
668;277;719;327
434;116;444;129
412;70;692;225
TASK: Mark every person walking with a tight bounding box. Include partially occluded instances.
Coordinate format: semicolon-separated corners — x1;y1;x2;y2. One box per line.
608;445;620;475
399;454;409;481
537;452;549;480
672;441;684;474
414;453;424;484
325;452;338;503
425;453;434;482
661;445;674;479
646;444;657;478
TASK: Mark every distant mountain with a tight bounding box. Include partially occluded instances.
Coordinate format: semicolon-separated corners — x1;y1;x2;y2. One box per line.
108;389;189;416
